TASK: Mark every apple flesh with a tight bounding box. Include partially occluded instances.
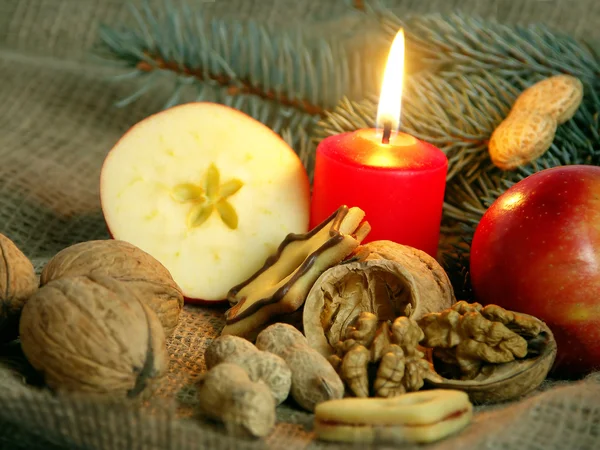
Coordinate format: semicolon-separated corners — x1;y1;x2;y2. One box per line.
100;102;310;304
470;165;600;376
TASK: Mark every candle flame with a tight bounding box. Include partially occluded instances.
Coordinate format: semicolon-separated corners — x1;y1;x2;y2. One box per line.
376;29;405;139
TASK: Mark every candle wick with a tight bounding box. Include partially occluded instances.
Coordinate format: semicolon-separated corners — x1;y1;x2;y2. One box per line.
382;120;392;145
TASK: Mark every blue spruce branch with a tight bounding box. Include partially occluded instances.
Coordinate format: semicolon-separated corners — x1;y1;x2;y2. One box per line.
360;3;600;84
94;0;387;135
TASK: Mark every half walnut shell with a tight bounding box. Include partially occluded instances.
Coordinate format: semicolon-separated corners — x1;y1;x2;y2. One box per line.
302;240;455;358
420;309;557;404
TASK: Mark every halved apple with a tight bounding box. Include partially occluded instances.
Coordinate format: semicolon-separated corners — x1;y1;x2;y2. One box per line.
100;102;310;304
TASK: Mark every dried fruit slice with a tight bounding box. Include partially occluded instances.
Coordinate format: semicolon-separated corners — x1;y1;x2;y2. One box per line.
314;389;473;445
100;102;310;303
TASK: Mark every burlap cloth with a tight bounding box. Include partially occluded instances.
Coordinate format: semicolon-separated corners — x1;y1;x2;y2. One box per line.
1;1;600;449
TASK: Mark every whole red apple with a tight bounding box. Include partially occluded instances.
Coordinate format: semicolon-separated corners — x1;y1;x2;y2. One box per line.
470;165;600;377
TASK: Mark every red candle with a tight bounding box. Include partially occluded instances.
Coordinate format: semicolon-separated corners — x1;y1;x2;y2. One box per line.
309;29;448;258
309;130;447;257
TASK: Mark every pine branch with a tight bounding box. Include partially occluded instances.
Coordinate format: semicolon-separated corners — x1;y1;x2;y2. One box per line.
94;5;600;297
282;126;316;183
354;2;600;83
405;14;600;83
134;52;327;116
94;0;385;134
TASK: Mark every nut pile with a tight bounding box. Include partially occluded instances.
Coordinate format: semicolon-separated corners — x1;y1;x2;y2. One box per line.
0;203;558;446
317;299;555;405
203;208;557;443
418;301;556;404
0;233;184;399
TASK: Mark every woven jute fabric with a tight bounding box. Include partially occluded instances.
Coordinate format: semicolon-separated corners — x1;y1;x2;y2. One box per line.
1;1;600;449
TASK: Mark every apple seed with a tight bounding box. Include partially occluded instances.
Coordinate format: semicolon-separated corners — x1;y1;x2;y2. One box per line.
216;200;238;230
205;163;220;198
171;163;244;230
220;179;244;198
171;183;204;203
188;203;214;228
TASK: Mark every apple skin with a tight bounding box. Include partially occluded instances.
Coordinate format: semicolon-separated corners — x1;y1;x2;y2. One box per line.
470;165;600;377
99;102;311;306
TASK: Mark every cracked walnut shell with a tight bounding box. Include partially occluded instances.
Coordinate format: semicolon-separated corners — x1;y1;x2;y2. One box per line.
40;240;184;337
19;274;169;398
419;301;557;404
0;233;38;342
303;240;455;358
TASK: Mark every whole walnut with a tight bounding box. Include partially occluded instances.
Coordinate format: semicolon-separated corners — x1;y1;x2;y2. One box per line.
19;274;169;398
40;240;183;336
0;233;38;342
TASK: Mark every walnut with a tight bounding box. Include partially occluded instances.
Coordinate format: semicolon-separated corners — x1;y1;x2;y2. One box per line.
303;240;455;358
19;274;169;398
332;312;433;398
40;240;184;336
418;301;557;404
0;233;38;342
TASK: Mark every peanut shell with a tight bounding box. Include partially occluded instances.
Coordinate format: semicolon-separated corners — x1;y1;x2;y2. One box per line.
488;74;583;170
489;112;557;171
513;75;584;124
